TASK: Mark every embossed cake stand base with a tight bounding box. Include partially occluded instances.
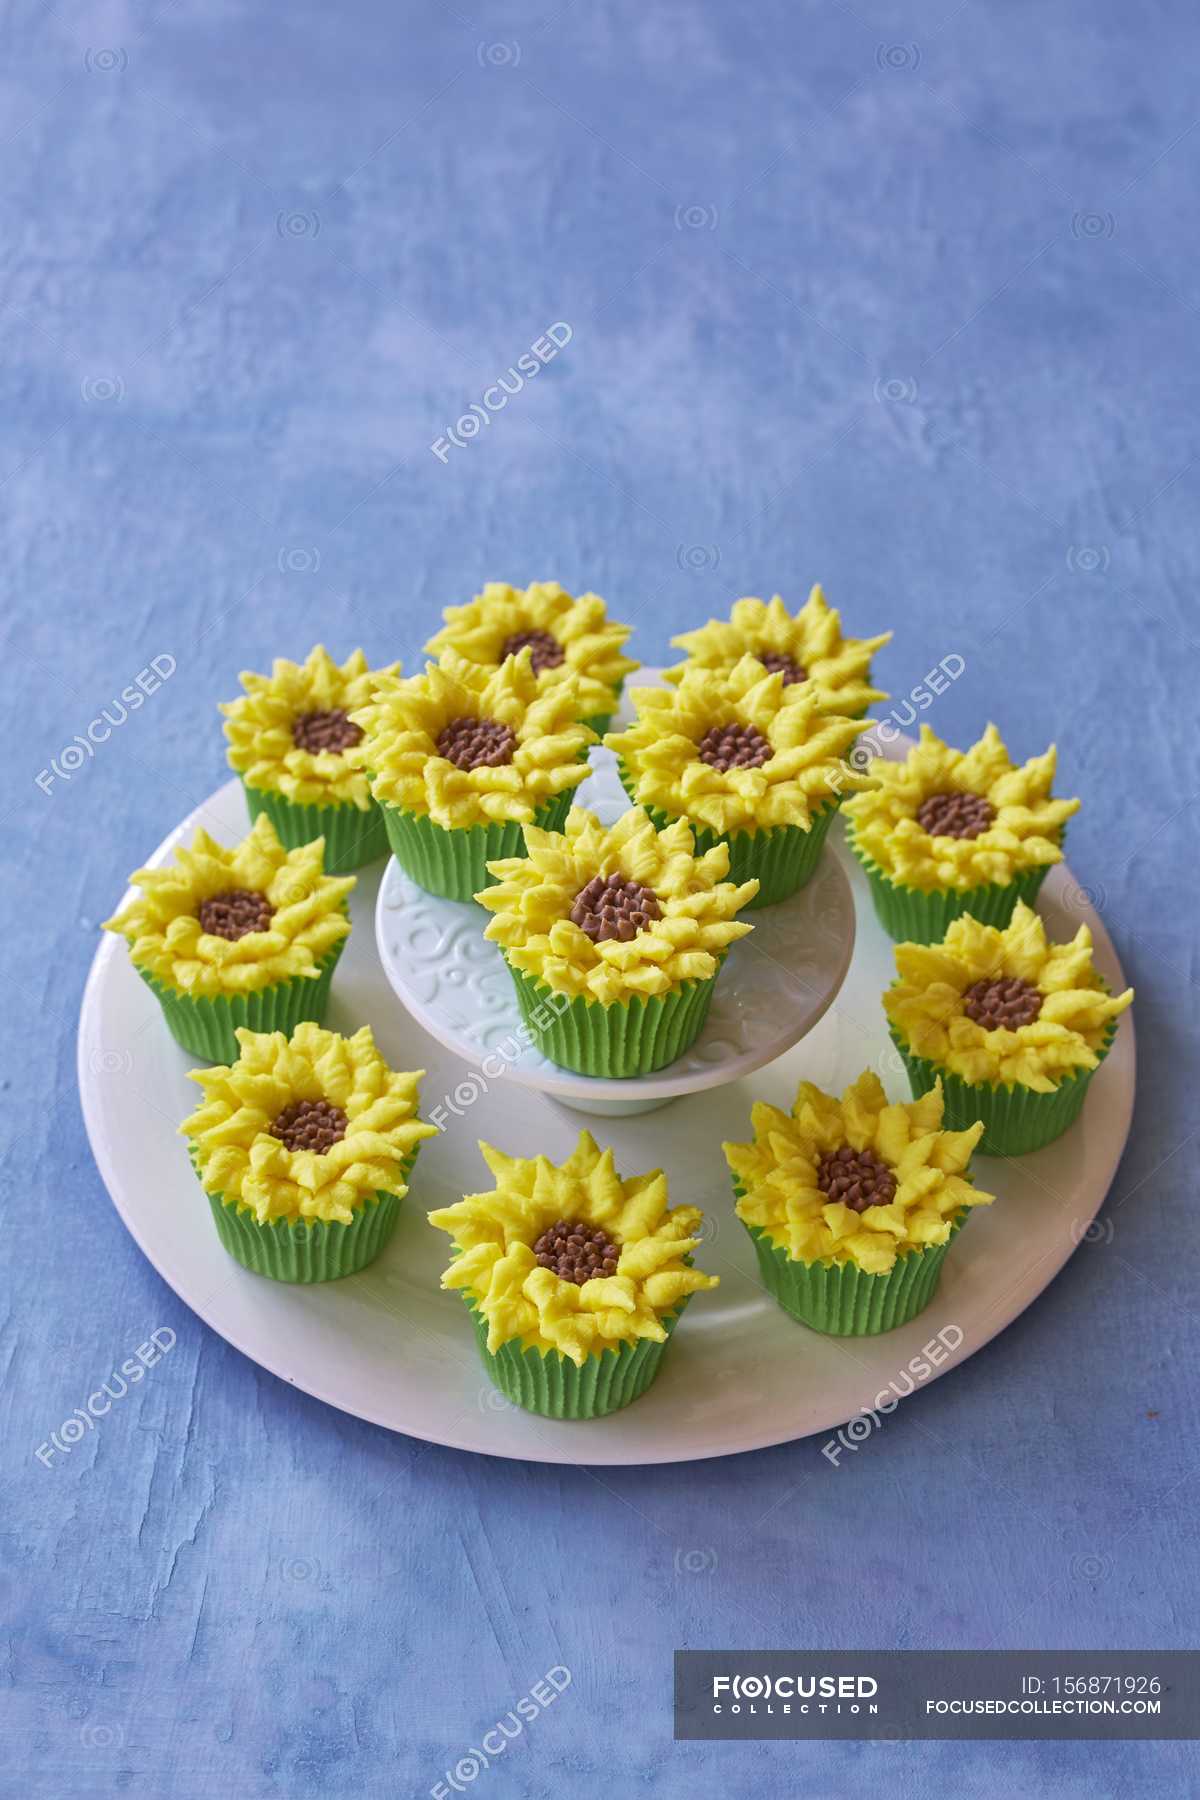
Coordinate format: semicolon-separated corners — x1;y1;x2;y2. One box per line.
374;753;857;1117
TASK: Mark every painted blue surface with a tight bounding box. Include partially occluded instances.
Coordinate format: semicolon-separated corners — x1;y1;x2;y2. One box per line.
2;0;1197;1793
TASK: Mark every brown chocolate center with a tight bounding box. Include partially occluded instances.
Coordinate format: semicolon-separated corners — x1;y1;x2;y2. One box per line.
197;888;274;941
962;975;1043;1029
499;629;565;675
436;715;517;770
270;1097;349;1154
570;873;662;944
757;649;808;686
697;721;771;772
916;790;995;839
291;708;364;755
816;1144;897;1213
532;1218;620;1284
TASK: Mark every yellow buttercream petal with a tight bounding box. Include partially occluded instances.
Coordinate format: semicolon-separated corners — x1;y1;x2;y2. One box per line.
605;655;877;838
180;1023;436;1225
725;1069;993;1273
423;580;638;721
428;1133;719;1364
354;652;595;831
102;813;354;998
884;900;1132;1089
844;723;1081;892
667;584;891;715
221;645;399;809
474;805;757;1004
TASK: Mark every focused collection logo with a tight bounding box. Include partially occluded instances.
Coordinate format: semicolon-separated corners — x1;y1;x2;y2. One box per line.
711;1673;879;1714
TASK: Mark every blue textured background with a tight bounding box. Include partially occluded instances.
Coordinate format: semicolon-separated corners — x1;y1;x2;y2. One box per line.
3;0;1197;1793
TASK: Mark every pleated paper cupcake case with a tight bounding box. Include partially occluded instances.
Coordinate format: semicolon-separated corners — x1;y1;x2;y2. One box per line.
199;1145;420;1283
733;1179;966;1335
463;1293;690;1418
845;820;1070;945
138;932;347;1063
890;1019;1119;1156
241;780;389;873
616;760;838;907
378;787;576;902
506;960;718;1077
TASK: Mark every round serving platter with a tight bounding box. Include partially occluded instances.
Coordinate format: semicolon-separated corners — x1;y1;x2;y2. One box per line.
78;719;1135;1465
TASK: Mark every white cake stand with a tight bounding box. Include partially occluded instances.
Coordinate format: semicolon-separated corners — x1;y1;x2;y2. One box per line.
375;704;856;1115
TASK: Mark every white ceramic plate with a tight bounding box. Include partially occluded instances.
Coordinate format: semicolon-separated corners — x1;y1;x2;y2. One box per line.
78;747;1134;1466
375;753;855;1115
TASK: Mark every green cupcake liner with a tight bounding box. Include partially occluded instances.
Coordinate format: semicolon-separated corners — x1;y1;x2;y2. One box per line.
845;823;1067;945
379;787;576;902
199;1146;419;1282
137;933;346;1063
738;1205;966;1335
242;780;388;873
463;1292;688;1417
890;1020;1118;1156
616;761;838;907
206;1186;401;1281
506;960;718;1077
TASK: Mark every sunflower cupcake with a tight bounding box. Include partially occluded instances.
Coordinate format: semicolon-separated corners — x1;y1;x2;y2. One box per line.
843;724;1080;944
725;1070;993;1334
885;902;1133;1155
221;645;399;872
668;584;891;717
354;652;595;901
102;813;354;1062
476;806;757;1077
428;1132;719;1416
605;656;873;907
424;580;638;732
182;1023;436;1281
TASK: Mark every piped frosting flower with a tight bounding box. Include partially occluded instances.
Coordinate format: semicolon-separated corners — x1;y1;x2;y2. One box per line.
424;581;638;723
885;901;1133;1092
221;645;400;810
477;806;758;1003
428;1133;719;1364
725;1070;993;1275
353;653;594;830
182;1023;436;1224
102;813;353;997
668;584;891;714
843;724;1080;892
605;656;874;836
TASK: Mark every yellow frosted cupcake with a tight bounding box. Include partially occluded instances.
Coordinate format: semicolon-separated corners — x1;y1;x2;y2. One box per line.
885;901;1133;1154
354;652;595;900
424;580;638;733
476;805;757;1076
667;584;891;717
605;655;873;906
725;1070;993;1334
221;645;399;871
428;1131;719;1416
843;723;1080;943
102;814;354;1061
182;1023;436;1281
